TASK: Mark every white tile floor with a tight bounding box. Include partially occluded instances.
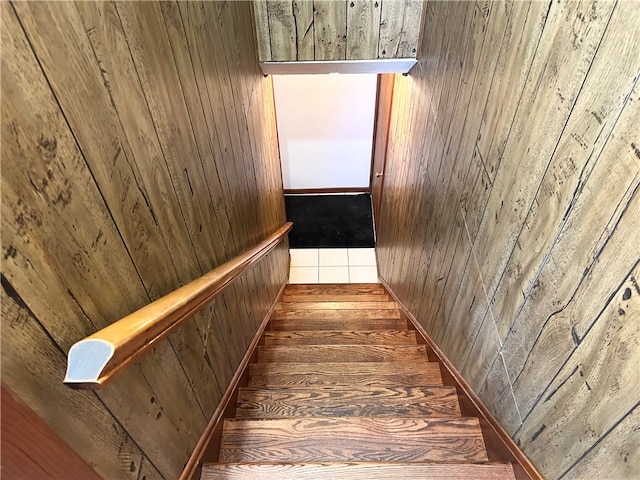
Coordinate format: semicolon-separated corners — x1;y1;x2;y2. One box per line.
289;248;378;284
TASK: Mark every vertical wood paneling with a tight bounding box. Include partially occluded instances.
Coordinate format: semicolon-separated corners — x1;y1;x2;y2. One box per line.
3;6;204;476
253;0;272;61
74;0;223;417
562;405;640;480
378;0;423;58
293;0;315;61
254;0;423;61
314;0;347;61
1;1;288;478
513;264;640;478
347;0;381;60
266;0;297;61
1;288;145;480
377;1;640;478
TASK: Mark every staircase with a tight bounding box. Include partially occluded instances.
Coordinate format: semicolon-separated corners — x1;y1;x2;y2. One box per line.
201;283;517;479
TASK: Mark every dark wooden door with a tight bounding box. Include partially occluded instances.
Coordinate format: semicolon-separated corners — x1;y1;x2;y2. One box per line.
370;74;395;235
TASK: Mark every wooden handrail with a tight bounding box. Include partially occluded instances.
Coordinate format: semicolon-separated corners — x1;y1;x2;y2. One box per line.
64;222;293;390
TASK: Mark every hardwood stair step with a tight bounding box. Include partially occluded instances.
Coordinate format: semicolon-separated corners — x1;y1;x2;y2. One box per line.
248;362;443;386
284;284;386;295
219;417;488;463
257;345;428;363
273;309;401;320
263;330;417;346
248;372;443;388
276;301;399;311
236;386;461;418
282;293;391;302
270;318;408;331
201;462;517;480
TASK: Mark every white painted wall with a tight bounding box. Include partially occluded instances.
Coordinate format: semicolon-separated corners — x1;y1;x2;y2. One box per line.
273;74;378;190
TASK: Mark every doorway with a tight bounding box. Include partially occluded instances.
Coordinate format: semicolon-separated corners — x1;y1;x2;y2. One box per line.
273;73;378;193
272;73;393;282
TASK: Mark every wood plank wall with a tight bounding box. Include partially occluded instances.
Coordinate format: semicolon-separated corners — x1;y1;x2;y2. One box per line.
1;2;288;479
254;0;424;62
376;1;640;478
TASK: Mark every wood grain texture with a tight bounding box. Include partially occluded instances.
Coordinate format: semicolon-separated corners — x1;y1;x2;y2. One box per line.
219;417;488;463
371;74;394;232
561;405;640;480
384;277;544;480
202;462;516;480
314;0;347;61
376;0;640;478
276;301;399;310
281;293;390;302
65;222;292;389
274;307;401;319
248;371;443;388
252;0;272;61
236;386;461;418
1;1;288;478
179;280;288;480
378;0;423;58
263;329;417;345
271;317;408;331
347;0;381;60
1;283;144;480
292;0;315;61
1;384;101;480
253;1;424;61
257;344;428;363
249;360;442;378
266;0;297;61
513;266;640;479
2;5;203;475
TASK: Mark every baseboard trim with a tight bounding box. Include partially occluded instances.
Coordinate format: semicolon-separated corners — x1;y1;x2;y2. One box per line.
180;279;288;480
379;276;543;480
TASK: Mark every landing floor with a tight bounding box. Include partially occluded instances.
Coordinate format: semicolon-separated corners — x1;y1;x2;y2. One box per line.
289;248;378;284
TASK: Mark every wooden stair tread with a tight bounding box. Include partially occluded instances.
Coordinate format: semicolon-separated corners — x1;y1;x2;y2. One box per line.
282;293;391;302
248;372;444;388
202;283;517;478
273;309;401;320
219;417;488;463
257;345;428;363
276;301;399;310
263;330;417;345
236;386;461;418
249;361;442;379
284;284;385;295
201;462;517;479
271;318;407;331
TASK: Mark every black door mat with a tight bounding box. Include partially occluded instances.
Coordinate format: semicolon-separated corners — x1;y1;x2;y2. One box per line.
285;194;375;248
